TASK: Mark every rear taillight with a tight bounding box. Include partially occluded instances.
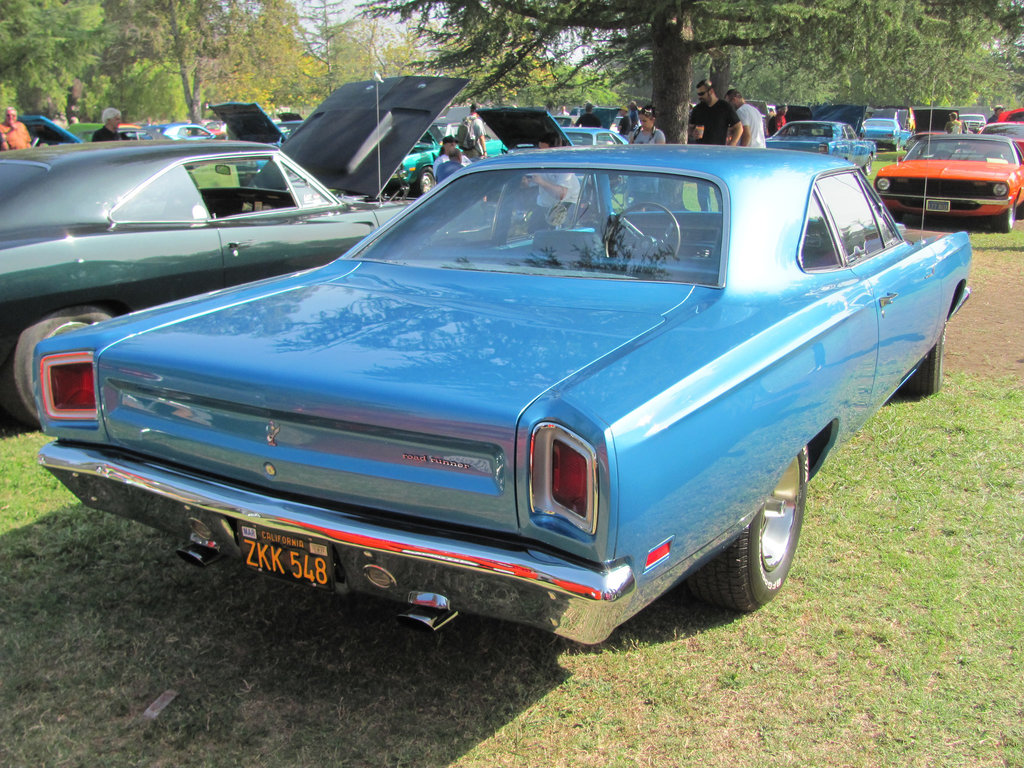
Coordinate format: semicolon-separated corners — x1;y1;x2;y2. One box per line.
40;352;97;421
552;439;588;516
530;423;597;534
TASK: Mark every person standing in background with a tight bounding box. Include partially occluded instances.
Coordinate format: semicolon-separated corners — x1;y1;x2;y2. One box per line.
91;107;124;141
0;107;31;150
725;89;766;148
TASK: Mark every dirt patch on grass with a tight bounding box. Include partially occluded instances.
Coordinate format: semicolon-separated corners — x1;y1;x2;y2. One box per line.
907;225;1024;385
945;263;1024;384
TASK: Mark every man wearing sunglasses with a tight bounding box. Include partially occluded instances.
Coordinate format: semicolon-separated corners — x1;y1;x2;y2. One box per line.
688;79;742;146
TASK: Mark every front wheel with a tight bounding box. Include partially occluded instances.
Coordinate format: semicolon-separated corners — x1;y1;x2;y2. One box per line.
994;203;1016;233
416;169;435;196
688;448;808;611
0;306;112;427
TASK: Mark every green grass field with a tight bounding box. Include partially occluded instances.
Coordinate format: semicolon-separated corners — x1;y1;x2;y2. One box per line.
1;235;1021;767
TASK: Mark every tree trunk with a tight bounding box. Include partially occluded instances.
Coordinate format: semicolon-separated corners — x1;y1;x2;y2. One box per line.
650;8;695;144
710;50;731;97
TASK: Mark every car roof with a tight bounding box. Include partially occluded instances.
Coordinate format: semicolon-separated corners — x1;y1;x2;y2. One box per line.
457;145;848;203
982;122;1024;134
0;141;283;229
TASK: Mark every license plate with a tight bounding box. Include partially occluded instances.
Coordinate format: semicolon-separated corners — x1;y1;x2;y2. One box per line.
239;524;333;589
925;199;951;212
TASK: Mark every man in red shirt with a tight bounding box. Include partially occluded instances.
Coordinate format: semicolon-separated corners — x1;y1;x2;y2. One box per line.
0;107;31;151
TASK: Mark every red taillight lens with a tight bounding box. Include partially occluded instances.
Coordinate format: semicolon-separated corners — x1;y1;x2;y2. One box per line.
41;352;97;420
530;423;597;534
552;439;588;517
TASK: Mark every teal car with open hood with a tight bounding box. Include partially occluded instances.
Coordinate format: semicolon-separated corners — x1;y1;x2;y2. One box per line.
35;145;971;644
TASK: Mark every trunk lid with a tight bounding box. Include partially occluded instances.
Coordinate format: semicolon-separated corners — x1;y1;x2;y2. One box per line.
96;263;683;533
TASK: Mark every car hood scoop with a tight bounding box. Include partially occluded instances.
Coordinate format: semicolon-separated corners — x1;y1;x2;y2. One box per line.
96;264;678;532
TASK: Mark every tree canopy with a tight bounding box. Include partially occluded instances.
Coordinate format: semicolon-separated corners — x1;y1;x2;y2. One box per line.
0;0;1020;129
361;0;1024;141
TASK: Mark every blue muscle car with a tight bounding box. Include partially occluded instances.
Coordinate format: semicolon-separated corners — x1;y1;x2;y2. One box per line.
35;146;971;645
767;120;876;174
861;117;912;151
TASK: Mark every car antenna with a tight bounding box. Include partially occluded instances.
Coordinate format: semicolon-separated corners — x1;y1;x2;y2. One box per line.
374;71;384;206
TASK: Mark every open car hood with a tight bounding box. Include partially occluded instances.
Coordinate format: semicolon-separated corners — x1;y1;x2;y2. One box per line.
211;76;467;197
282;76;468;197
209;102;285;145
785;105;868;133
477;107;570;149
208;101;284;145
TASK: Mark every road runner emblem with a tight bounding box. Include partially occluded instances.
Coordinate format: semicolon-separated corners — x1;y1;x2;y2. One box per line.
266;421;280;446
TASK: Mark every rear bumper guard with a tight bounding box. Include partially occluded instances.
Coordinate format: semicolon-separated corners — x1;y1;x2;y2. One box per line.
38;441;636;644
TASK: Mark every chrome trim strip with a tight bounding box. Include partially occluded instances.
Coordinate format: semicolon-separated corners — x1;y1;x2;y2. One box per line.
38;441;637;644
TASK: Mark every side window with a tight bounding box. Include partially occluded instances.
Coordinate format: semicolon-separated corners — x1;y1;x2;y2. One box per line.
111;165;207;223
800;194;842;271
185;156;298;218
816;173;884;264
283;164;333;208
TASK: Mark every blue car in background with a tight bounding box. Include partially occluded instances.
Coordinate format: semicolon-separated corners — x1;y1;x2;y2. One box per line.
767;120;877;174
20;115;81;145
861;117;912;151
35;146;970;645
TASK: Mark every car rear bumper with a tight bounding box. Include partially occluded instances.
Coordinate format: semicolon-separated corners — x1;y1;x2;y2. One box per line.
38;441;637;644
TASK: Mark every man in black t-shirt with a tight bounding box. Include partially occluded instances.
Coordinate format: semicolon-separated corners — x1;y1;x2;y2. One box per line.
92;107;123;142
688;80;742;146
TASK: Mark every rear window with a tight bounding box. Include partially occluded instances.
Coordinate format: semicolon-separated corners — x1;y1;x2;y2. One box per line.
354;167;727;286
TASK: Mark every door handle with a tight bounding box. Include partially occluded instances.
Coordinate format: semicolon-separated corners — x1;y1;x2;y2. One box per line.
227;241;254;257
879;292;898;309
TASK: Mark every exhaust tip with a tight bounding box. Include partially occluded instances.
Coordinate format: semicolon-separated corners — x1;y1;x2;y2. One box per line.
176;542;222;567
397;607;459;632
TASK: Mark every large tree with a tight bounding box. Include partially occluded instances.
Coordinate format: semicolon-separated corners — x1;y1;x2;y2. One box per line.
0;0;104;114
361;0;1022;142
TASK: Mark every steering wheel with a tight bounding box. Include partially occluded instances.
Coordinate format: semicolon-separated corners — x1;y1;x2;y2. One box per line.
604;202;682;262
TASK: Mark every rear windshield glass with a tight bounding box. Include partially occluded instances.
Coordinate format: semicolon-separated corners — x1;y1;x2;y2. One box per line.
352;167;727;286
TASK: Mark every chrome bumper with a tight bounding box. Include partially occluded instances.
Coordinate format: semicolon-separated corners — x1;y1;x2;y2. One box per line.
38;441;637;644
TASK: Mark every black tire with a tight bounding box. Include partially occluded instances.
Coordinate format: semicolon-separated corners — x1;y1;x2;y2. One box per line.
898;325;944;398
417;169;435;196
994;203;1015;233
688;448;807;611
0;306;112;427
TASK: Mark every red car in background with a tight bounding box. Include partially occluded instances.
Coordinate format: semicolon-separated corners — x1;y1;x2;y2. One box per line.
996;108;1024;123
874;133;1024;232
981;122;1024;153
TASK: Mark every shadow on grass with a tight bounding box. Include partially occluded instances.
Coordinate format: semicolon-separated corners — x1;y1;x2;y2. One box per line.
0;500;735;767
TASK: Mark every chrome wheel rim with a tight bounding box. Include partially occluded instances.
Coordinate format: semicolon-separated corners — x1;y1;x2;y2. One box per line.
760;456;800;572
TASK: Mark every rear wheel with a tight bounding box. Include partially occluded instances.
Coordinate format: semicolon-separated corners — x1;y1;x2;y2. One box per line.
688;448;808;611
0;306;112;427
898;324;945;398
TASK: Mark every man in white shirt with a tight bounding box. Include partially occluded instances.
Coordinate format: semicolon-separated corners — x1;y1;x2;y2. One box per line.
725;89;766;148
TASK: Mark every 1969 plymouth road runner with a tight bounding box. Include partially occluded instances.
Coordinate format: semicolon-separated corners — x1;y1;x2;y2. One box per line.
35;146;971;644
